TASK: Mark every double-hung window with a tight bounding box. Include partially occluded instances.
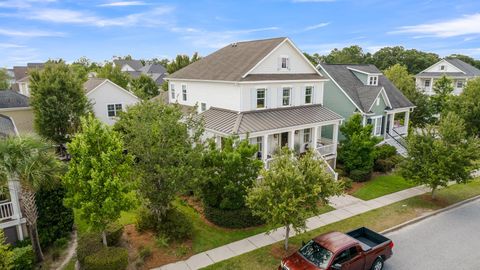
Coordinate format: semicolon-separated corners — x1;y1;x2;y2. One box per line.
182;84;187;101
303;128;311;143
282;87;291;106
281;56;289;69
305;86;313;104
171;84;175;99
424;79;431;87
371;117;383;136
107;103;122;117
201;102;207;112
256;89;266;109
456;80;464;88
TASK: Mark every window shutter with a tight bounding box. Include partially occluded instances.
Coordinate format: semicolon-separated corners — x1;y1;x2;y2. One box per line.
265;88;269;108
311;86;316;104
251;88;257;110
290;87;294;106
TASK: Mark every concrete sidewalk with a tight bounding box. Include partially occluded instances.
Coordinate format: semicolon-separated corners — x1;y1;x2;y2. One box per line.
154;185;431;270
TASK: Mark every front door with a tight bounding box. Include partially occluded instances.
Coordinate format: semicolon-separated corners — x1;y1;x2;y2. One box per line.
280;132;288;147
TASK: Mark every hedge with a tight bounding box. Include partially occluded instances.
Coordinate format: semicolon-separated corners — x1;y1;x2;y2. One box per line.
12;245;34;270
77;233;103;265
204;205;264;228
349;169;372;182
106;223;124;246
83;247;128;270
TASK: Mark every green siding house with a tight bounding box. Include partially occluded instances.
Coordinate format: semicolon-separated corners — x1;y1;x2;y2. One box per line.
318;64;414;142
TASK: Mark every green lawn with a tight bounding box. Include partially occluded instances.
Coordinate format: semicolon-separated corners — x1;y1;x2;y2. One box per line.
203;180;480;270
352;174;417;200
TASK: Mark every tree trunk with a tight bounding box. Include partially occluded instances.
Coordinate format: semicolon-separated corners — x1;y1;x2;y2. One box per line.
20;188;44;262
102;230;108;247
431;187;437;200
284;225;290;251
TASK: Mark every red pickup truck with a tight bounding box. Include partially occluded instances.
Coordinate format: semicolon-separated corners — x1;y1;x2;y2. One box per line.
279;227;393;270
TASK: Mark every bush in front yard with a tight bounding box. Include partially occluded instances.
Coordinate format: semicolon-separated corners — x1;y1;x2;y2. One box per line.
106;222;124;246
77;233;103;265
204;205;264;228
373;144;397;161
349;169;372;182
136;207;193;241
11;245;34;270
83;247;128;270
373;145;400;172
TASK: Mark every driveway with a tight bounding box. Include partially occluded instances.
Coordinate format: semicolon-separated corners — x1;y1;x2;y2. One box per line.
384;199;480;270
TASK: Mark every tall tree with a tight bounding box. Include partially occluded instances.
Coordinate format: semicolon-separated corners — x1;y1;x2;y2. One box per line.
431;75;454;114
114;101;203;221
400;112;479;199
447;77;480;136
130;74;159;100
0;68;11;89
0;136;64;262
199;137;262;210
384;64;435;128
323;45;370;64
64;115;135;246
96;62;131;89
246;148;342;250
166;52;201;74
338;114;379;177
30;61;91;144
371;46;439;74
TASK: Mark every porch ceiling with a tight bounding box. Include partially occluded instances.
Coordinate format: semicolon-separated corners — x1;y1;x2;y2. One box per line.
198;105;343;135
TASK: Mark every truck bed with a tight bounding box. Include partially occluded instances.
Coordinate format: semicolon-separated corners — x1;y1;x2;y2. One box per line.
347;227;391;251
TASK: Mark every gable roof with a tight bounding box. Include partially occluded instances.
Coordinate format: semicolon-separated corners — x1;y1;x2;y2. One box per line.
141;63;166;74
84;78;107;93
416;58;480;77
113;60;144;71
13;66;28;81
168;37;324;82
0;90;30;109
199;105;343;135
0;114;17;138
347;65;382;75
319;64;413;113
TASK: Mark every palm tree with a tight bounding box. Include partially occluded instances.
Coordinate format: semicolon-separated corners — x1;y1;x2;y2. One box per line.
0;136;63;262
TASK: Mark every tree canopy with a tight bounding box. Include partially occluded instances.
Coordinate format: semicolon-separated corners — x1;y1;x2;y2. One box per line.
322;45;370;65
0;68;11;90
447;77;480;136
64;115;135;246
431;75;454;114
96;62;131;89
130;74;159;100
29;60;91;144
166;52;201;74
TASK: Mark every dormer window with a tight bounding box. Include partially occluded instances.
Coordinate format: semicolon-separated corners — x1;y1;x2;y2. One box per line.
368;76;378;86
280;56;289;70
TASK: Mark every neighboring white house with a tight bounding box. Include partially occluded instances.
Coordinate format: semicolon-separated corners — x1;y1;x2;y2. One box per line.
167;37;343;176
415;58;480;95
84;78;140;125
0;115;27;244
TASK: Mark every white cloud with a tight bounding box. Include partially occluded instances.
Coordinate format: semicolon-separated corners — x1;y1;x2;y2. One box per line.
0;0;57;8
98;1;148;7
392;13;480;38
0;43;26;48
303;22;330;32
0;28;64;37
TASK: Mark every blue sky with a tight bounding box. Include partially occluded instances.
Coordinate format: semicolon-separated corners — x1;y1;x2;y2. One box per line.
1;0;480;67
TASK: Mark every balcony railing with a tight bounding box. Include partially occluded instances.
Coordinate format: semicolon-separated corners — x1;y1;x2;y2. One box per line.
316;144;336;156
0;201;14;221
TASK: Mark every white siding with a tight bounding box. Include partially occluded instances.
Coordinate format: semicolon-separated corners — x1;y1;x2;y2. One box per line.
424;60;463;73
169;80;242;112
87;81;139;125
250;41;317;74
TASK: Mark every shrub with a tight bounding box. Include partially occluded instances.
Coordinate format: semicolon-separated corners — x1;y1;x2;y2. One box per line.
157;208;193;240
11;245;34;270
155;235;169;248
83;247;128;270
53;237;69;250
77;233;103;265
106;222;124;246
349;169;372;182
37;183;74;249
136;207;157;232
138;246;151;260
373;144;397;161
374;158;396;172
340;177;353;190
204;205;264;228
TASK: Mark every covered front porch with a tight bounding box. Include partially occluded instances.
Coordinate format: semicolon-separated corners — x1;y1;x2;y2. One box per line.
0;180;26;244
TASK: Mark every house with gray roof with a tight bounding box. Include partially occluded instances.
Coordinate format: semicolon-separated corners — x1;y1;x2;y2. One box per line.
0;90;34;134
113;59;167;86
167;37;343;175
317;63;414;154
415;58;480;95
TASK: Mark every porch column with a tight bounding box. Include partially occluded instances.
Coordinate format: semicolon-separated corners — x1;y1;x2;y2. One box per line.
312;126;318;150
362;115;366;126
404;110;410;134
389;113;395;134
288;130;295;150
215;135;222;149
332;122;339;154
262;134;269;161
8;180;21;220
17;224;24;241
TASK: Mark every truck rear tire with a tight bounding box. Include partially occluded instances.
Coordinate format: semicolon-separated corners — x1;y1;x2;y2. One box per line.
371;257;384;270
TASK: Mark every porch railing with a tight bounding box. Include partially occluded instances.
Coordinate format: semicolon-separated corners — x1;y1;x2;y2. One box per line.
392;126;407;136
316;144;336;156
0;201;14;221
314;150;338;181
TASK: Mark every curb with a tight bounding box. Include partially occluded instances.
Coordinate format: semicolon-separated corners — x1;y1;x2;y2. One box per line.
381;195;480;235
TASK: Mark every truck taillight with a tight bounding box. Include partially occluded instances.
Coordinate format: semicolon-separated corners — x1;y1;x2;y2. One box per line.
389;241;394;249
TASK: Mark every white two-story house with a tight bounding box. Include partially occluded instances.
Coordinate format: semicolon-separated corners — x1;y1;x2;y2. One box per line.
415;58;480;95
167;37;343;173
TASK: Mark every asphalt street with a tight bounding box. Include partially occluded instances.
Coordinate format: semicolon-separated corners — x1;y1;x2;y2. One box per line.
383;199;480;270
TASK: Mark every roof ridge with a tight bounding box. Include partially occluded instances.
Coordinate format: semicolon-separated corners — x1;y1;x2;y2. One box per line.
232;113;244;133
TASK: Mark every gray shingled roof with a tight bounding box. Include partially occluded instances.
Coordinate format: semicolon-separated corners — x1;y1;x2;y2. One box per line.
0;90;30;109
0;114;16;138
199;105;343;135
113;60;143;71
141;63;166;74
13;66;28;81
319;64;414;112
347;65;381;74
84;78;107;93
416;58;480;77
169;37;291;81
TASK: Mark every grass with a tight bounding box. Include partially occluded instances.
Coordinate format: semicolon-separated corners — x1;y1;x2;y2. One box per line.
352;173;417;200
203;180;480;270
64;257;76;270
